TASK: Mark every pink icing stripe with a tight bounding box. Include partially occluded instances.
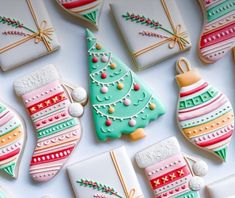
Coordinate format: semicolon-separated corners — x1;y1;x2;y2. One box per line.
22;80;63;107
145;153;186;180
0;112;13;127
0;111;9;119
178;96;227;121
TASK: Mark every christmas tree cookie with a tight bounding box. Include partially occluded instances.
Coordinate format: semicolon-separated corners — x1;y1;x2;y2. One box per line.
198;0;235;63
57;0;103;30
0;101;26;179
14;65;87;182
86;29;165;141
176;57;234;161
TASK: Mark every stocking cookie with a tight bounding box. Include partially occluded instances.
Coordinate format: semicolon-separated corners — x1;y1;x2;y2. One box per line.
198;0;235;63
86;29;165;141
0;101;26;179
56;0;104;30
176;57;234;161
135;137;208;198
14;65;87;182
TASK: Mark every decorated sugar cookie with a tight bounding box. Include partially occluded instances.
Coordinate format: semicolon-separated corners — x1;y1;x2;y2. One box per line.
0;101;26;179
198;0;235;63
176;57;234;161
0;186;11;198
135;137;208;198
86;29;165;141
56;0;103;30
14;65;87;182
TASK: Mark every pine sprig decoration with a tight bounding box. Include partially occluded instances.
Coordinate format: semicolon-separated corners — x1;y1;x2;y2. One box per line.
77;179;123;198
0;16;23;28
122;12;162;29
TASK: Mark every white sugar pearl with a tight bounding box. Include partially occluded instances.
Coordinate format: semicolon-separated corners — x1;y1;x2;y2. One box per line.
123;98;131;106
129;119;136;127
189;176;204;191
71;87;88;105
101;86;108;94
101;55;108;62
192;160;208;177
69;103;84;118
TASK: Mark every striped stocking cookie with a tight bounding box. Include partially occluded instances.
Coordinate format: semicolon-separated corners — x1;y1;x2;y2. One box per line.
57;0;104;30
0;102;26;179
176;58;234;161
198;0;235;63
14;65;87;182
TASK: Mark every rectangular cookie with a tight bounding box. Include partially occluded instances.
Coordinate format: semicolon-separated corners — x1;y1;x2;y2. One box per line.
110;0;191;70
0;0;60;71
67;146;143;198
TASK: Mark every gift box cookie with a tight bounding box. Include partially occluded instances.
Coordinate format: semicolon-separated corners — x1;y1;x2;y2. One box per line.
135;137;208;198
67;146;143;198
0;0;60;71
110;0;191;70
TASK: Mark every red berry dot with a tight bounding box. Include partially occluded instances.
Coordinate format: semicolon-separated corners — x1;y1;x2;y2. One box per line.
134;84;140;91
105;119;112;126
101;72;107;79
92;57;98;63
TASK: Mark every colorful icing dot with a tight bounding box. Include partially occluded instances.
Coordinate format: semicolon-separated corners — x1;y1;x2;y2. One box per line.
101;55;108;63
134;84;140;91
105;119;112;126
117;83;124;90
149;103;156;110
129;119;136;127
92;57;98;63
123;98;131;106
108;107;115;114
100;86;108;94
96;43;102;50
110;63;116;69
101;72;107;79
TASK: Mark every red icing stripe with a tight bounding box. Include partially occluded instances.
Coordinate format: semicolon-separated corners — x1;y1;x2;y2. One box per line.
180;82;209;97
0;148;20;161
200;22;235;48
62;0;96;9
196;130;233;147
150;165;190;190
30;146;75;165
27;92;67;115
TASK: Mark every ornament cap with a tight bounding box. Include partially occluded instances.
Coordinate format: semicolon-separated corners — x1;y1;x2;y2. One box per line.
175;57;202;88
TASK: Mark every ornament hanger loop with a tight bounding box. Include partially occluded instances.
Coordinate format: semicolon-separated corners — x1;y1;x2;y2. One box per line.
177;57;192;74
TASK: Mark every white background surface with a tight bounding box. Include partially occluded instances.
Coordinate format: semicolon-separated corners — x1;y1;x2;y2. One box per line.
0;0;234;197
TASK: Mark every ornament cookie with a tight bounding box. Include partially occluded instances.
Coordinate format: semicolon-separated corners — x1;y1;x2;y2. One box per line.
206;174;235;198
86;29;165;141
67;146;143;198
0;101;26;179
56;0;103;31
135;137;208;198
176;57;234;161
0;0;60;71
14;65;87;182
198;0;235;63
110;0;191;70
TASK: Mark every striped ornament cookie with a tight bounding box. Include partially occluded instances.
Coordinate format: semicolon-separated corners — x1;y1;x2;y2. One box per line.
14;65;87;182
0;101;26;179
176;58;234;161
198;0;235;63
57;0;103;30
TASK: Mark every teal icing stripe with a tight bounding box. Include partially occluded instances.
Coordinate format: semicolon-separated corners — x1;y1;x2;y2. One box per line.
175;190;199;198
207;0;235;22
0;104;6;114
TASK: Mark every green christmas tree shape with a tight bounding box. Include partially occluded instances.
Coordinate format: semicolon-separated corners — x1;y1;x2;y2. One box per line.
86;29;165;141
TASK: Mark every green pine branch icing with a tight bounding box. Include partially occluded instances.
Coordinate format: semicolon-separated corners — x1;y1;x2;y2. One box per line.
77;179;123;198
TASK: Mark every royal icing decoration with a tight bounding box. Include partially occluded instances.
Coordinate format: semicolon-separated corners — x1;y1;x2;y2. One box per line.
67;146;143;198
56;0;104;30
198;0;235;63
86;29;165;141
135;137;208;198
14;65;87;182
176;57;234;161
206;174;235;198
0;0;60;71
0;101;26;179
110;0;191;70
